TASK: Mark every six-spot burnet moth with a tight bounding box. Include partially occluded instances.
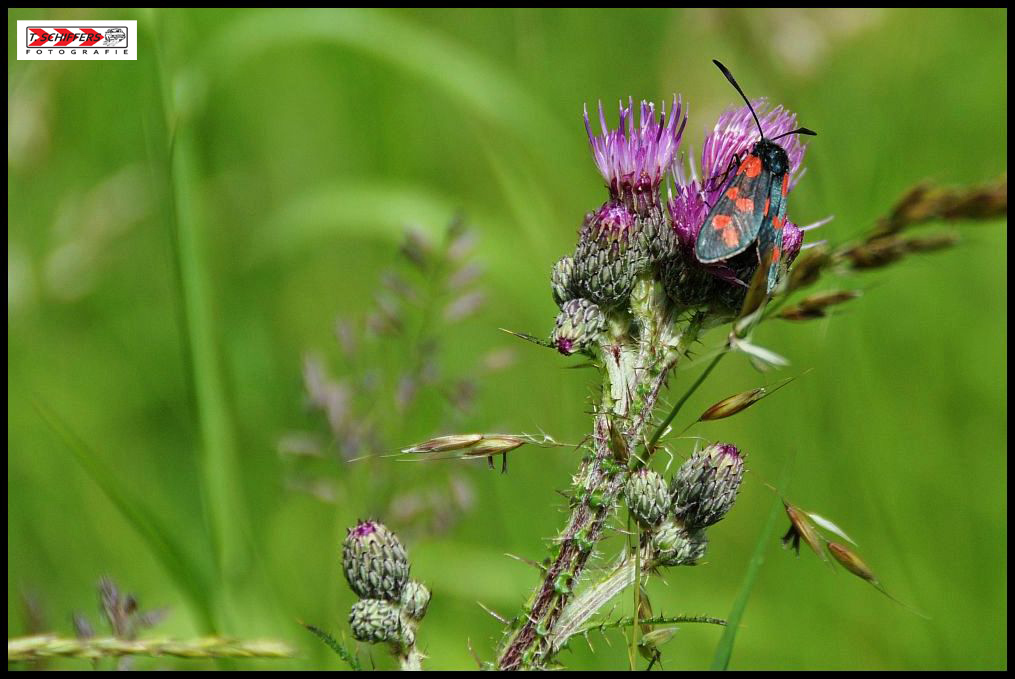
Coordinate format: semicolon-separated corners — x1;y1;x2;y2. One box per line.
695;59;816;295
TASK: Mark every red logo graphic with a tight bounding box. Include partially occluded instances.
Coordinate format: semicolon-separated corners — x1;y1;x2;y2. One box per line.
26;26;128;48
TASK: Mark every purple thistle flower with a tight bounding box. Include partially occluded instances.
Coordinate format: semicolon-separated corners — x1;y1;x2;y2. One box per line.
588;201;637;243
667;182;708;252
350;519;379;538
666;99;812;284
585;96;686;211
700;99;807;200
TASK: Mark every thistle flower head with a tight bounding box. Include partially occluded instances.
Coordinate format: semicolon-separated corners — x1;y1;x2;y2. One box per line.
666;182;710;252
652;519;708;567
668;100;809;253
585;201;638;245
550;255;576;308
670;443;745;529
399;581;431;622
342;520;410;602
585;96;686;211
624;469;670;528
700;100;807;195
349;599;413;646
550;297;606;355
571;204;655;307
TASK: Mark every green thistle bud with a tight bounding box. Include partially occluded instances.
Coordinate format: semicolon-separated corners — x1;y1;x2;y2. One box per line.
659;256;716;309
670;443;745;529
551;256;576;308
342;520;410;602
624;469;670;527
349;599;413;646
652;519;708;566
572;202;660;308
399;581;431;621
550;298;606;355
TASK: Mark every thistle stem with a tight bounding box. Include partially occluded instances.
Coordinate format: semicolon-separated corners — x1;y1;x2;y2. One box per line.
497;321;700;670
397;645;424;671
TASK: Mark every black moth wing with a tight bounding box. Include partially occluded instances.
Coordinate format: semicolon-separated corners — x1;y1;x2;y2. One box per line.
695;163;774;264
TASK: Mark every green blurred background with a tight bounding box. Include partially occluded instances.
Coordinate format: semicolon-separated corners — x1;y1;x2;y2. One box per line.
7;8;1006;670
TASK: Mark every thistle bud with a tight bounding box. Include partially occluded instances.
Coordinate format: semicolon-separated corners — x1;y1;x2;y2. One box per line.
349;599;413;646
624;469;670;527
342;520;410;602
550;298;606;355
399;580;431;621
658;256;717;309
551;256;576;308
571;203;655;308
652;519;708;566
670;443;745;529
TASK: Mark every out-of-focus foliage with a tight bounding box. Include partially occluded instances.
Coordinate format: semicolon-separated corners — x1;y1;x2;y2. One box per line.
8;8;1006;670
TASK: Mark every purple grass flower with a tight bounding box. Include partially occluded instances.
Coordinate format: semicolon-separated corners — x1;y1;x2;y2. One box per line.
585;96;686;211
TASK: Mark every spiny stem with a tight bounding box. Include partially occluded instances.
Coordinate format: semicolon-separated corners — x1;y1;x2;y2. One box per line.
496;319;702;669
397;645;424;671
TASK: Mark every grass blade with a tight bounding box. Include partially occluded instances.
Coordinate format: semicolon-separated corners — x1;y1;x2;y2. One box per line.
32;399;217;633
710;454;795;670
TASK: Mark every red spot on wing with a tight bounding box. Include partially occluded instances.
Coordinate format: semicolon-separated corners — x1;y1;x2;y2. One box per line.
772;216;784;230
712;214;740;248
735;197;754;213
740;155;762;179
781;174;790;197
771;246;782;262
764;198;771;216
725;187;739;200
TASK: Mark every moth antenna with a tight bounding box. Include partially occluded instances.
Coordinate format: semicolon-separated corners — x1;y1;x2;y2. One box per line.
713;59;764;140
770;126;818;141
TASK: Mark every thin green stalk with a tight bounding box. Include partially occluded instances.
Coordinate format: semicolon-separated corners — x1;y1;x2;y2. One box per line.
710;453;795;670
648;351;726;451
145;12;250;627
630;528;642;671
